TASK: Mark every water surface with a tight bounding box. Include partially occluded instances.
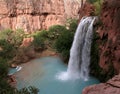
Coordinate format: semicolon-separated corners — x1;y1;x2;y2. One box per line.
14;57;99;94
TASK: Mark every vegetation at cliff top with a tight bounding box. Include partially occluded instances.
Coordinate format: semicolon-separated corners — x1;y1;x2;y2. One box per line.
87;0;103;15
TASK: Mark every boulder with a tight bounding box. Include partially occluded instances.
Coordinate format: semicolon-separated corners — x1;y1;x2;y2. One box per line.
82;74;120;94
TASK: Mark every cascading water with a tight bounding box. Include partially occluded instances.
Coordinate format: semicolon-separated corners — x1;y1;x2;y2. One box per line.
14;16;99;94
57;17;95;81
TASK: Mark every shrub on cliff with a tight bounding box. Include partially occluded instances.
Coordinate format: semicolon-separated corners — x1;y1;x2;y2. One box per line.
87;0;103;15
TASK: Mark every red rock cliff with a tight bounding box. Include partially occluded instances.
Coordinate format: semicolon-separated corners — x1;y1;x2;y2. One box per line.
82;0;120;94
0;0;80;32
98;0;120;74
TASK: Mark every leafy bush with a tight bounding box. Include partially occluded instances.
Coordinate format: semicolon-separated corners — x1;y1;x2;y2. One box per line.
32;31;46;51
0;83;39;94
87;0;103;15
47;20;77;61
0;58;8;78
11;29;25;47
66;18;78;32
34;30;48;39
61;50;70;61
55;30;74;61
87;0;99;3
48;25;67;40
0;29;25;47
0;39;15;59
93;0;103;15
0;77;14;94
0;29;13;40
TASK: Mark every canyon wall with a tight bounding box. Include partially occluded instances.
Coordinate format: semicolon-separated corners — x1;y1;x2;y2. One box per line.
64;0;86;18
98;0;120;74
0;0;81;32
82;0;120;94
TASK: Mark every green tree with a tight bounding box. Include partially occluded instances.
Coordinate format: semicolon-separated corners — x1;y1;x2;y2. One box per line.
32;31;46;51
0;58;8;78
48;25;67;40
66;18;78;32
55;30;74;61
0;39;15;59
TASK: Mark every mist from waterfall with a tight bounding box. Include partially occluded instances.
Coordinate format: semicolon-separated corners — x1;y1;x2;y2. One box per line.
57;17;95;81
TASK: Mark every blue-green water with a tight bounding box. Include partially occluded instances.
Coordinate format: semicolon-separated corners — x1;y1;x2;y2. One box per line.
8;68;17;75
14;57;99;94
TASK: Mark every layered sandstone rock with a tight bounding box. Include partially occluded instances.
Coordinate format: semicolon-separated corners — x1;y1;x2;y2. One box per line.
64;0;86;18
0;0;80;32
82;74;120;94
98;0;120;73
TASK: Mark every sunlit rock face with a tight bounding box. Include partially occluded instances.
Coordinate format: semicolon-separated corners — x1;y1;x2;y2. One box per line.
0;0;81;32
63;0;86;18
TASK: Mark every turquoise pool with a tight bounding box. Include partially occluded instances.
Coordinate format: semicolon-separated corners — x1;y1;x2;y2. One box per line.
14;57;99;94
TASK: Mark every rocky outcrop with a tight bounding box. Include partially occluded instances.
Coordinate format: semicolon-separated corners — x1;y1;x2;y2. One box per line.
78;2;95;19
0;0;80;32
64;0;86;18
82;74;120;94
98;0;120;74
82;0;120;94
20;37;34;47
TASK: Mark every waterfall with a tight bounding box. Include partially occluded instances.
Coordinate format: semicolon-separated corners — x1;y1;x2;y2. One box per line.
57;17;95;81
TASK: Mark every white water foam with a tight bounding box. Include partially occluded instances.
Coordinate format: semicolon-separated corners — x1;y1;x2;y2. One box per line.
57;17;96;81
